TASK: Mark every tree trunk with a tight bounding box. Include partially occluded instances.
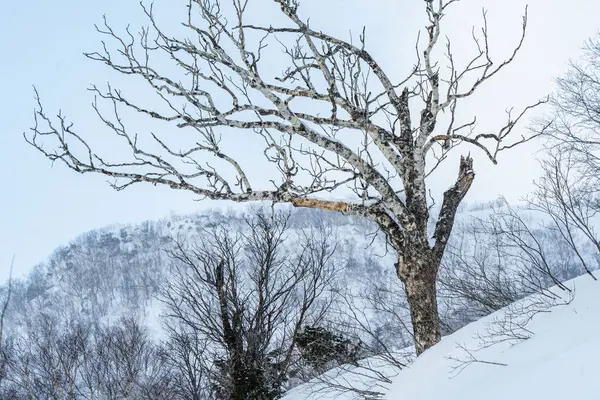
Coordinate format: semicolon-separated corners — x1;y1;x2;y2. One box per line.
397;252;441;356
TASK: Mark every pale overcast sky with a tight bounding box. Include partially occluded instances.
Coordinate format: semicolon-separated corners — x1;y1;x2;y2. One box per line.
1;0;600;282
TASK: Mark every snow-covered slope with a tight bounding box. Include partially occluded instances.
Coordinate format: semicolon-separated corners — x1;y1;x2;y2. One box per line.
386;274;599;399
285;273;599;399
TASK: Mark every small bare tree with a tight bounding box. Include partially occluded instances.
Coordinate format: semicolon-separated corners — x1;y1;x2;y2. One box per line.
26;0;544;354
159;329;209;400
161;209;337;399
439;198;586;333
439;202;577;376
528;152;598;280
439;219;523;330
531;33;600;281
84;318;168;399
542;32;600;163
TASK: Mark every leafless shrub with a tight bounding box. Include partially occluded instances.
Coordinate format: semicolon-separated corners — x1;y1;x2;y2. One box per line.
439;198;583;331
446;287;573;377
447;342;508;378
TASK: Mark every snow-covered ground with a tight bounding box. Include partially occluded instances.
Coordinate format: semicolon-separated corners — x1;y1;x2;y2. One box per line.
285;273;600;399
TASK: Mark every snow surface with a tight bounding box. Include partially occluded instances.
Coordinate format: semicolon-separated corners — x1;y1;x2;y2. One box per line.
284;273;600;399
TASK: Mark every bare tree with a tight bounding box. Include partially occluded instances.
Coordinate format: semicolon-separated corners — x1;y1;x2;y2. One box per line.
161;209;336;399
439;220;522;325
26;0;544;354
439;202;577;376
542;32;600;163
526;31;600;285
83;318;171;399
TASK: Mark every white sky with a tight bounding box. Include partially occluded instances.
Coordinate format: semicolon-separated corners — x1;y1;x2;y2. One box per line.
1;0;600;282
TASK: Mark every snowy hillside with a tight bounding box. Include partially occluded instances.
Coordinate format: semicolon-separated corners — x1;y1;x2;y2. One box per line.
285;273;599;399
2;200;598;399
2;204;402;343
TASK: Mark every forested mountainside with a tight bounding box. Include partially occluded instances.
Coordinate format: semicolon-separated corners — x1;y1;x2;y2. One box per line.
4;206;392;335
0;199;597;398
